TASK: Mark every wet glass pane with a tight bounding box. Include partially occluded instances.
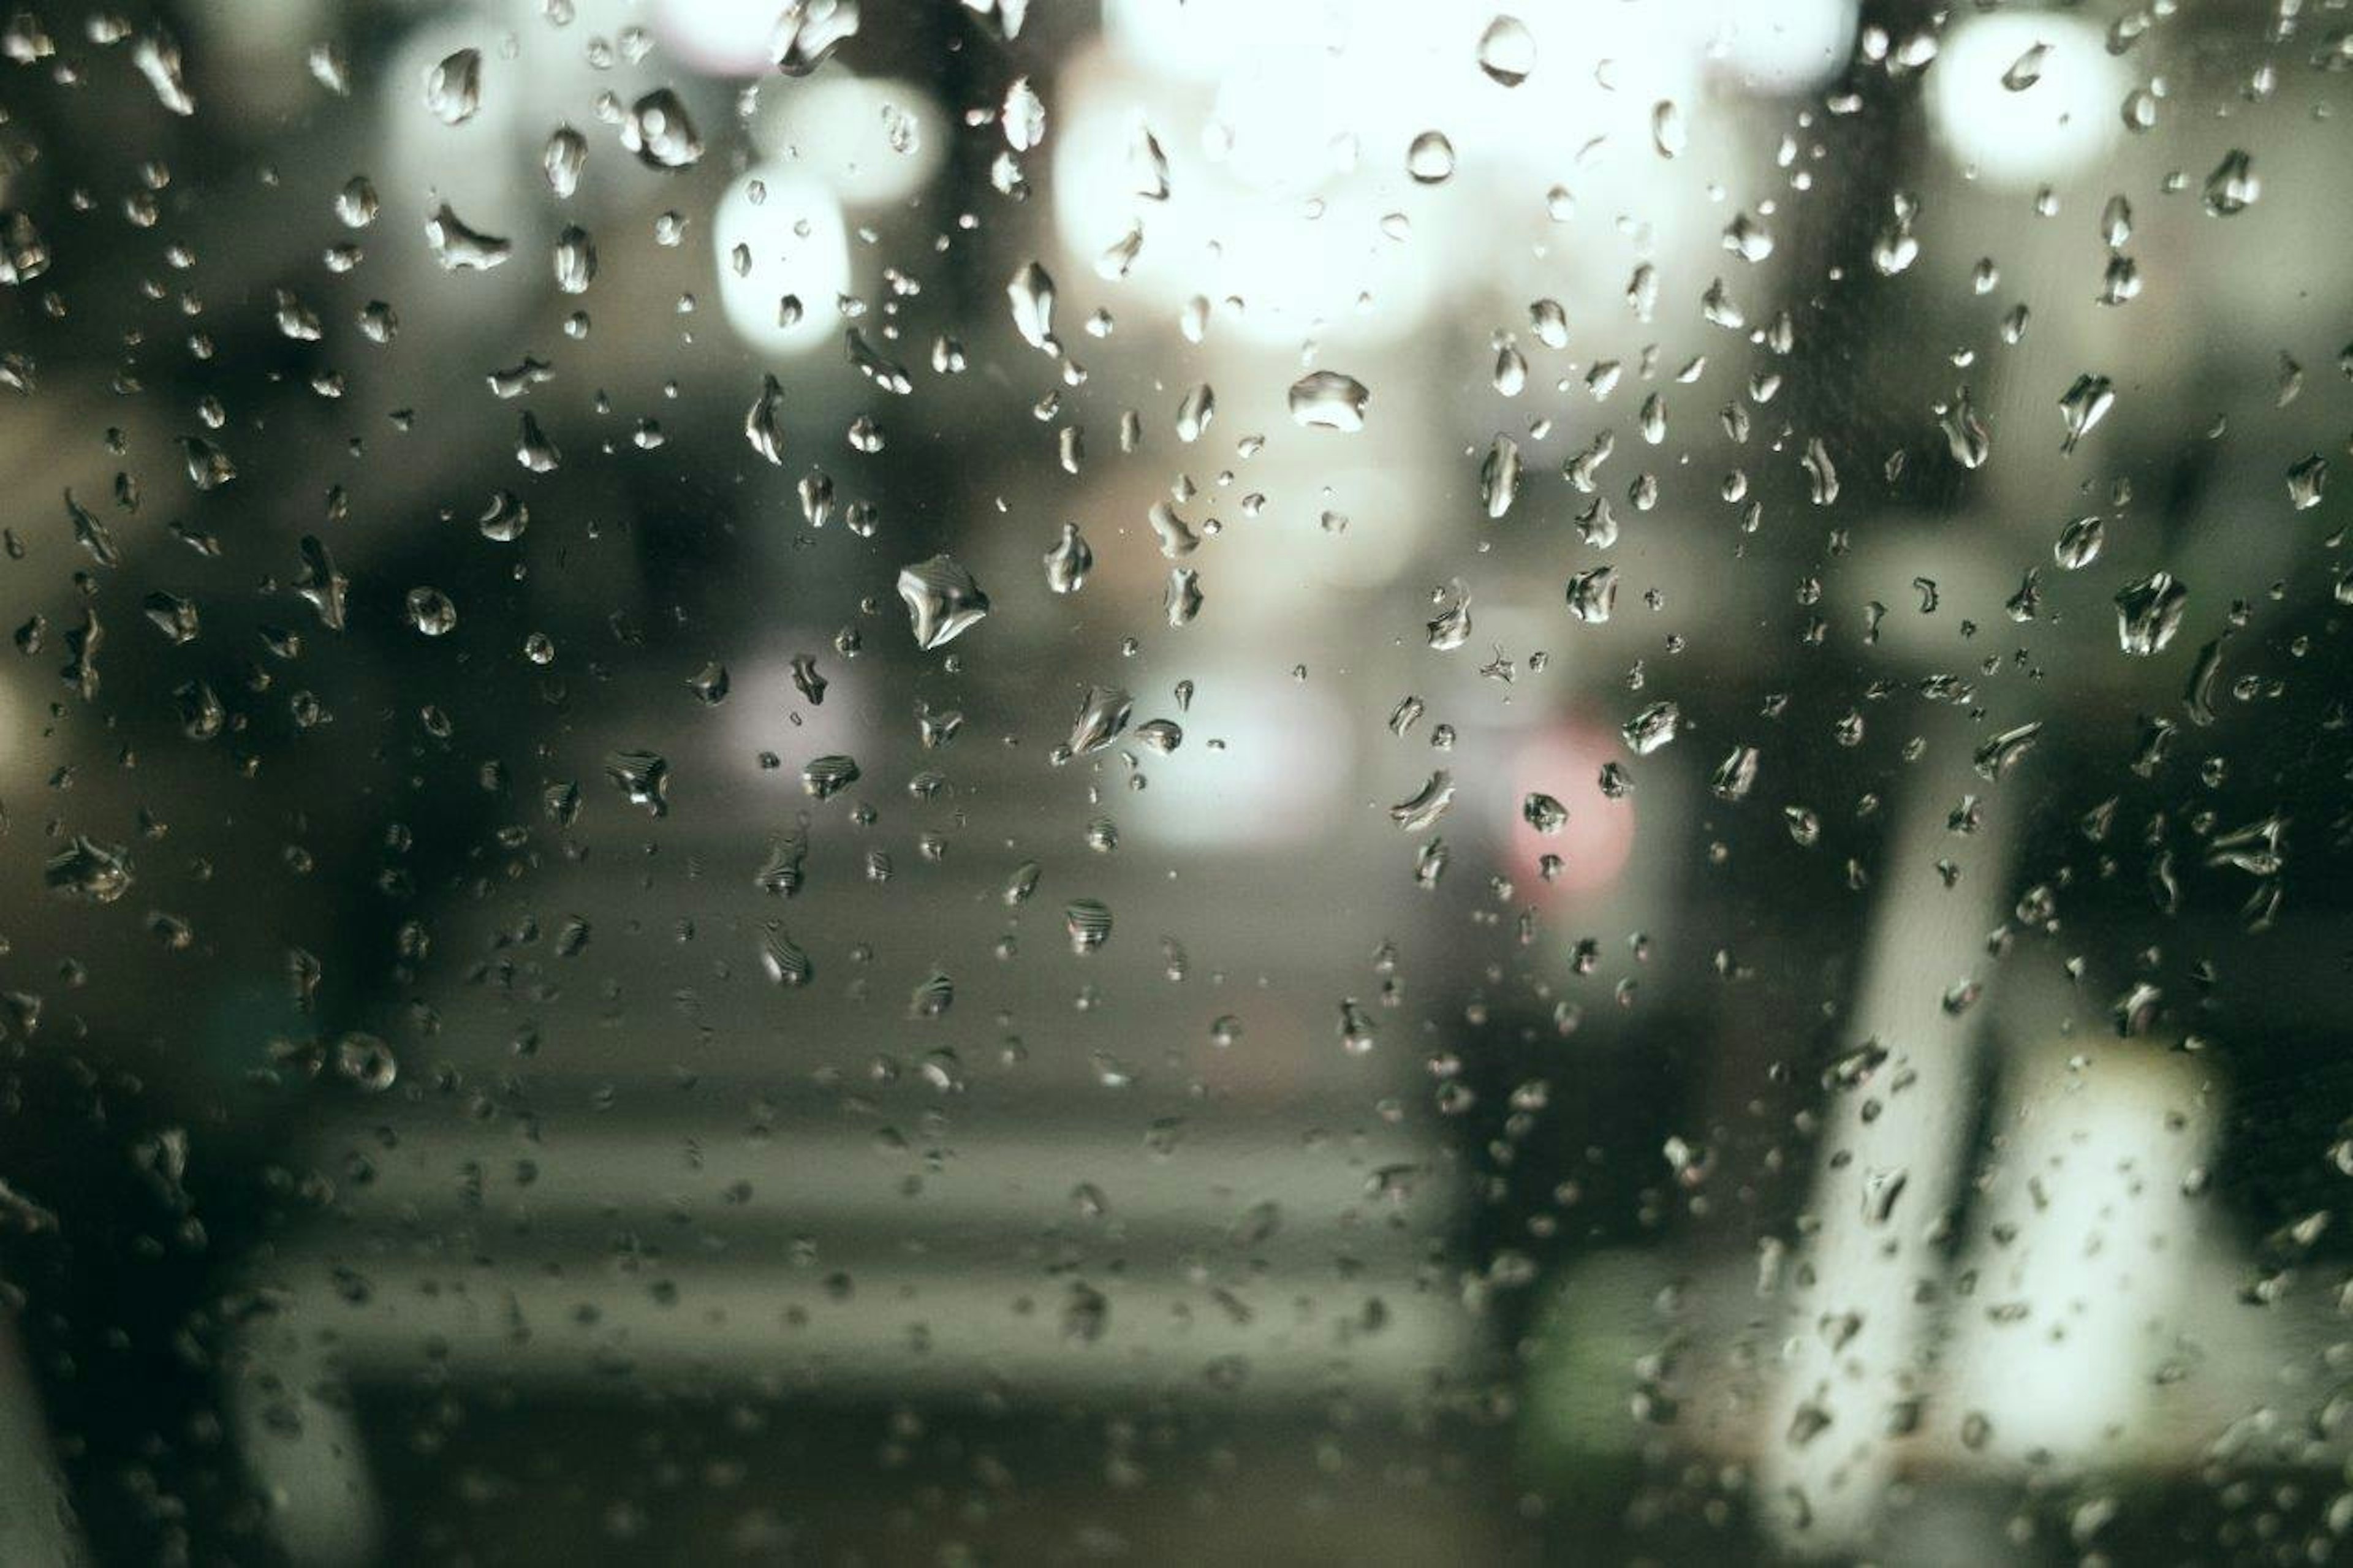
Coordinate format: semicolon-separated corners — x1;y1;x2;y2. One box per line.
1;1;2349;1562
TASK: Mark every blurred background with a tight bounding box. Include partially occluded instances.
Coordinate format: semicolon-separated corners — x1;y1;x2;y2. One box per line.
0;0;2349;1562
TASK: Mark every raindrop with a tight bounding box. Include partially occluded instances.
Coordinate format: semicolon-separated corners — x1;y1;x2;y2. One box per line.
1650;100;1686;159
1007;260;1057;351
406;587;458;637
2202;150;2258;215
621;88;703;170
1711;746;1759;801
604;749;671;817
2001;41;2048;91
1064;899;1112;955
1622;702;1680;756
1476;15;1536;86
1390;770;1456;831
1045;522;1093;593
553;225;596;293
1287;371;1369;432
745;374;786;464
425;202;510;270
2058;373;2114;453
1565;565;1618;623
1480;436;1521;518
897;555;990;650
2114;572;2187;656
759;926;813;987
772;0;860;75
1406;131;1455;184
801;754;862;800
45;836;131;902
2053;515;2104;569
1065;685;1134;756
544;126;587;197
423;48;481;124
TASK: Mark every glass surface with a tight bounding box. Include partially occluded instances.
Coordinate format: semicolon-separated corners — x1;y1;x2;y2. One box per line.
0;1;2347;1562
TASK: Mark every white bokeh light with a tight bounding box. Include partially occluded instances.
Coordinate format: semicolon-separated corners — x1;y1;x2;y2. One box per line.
1930;12;2125;185
713;169;852;355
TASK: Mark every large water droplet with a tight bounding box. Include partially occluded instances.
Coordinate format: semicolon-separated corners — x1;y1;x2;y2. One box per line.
45;836;131;902
1287;371;1369;432
1621;702;1680;756
1476;15;1536;86
425;202;511;270
604;749;671;817
1044;521;1092;593
423;48;480;125
771;0;860;74
1406;131;1455;184
544;126;587;197
621;88;703;170
897;555;990;650
2203;150;2257;215
1391;770;1456;831
1064;685;1133;756
2114;572;2187;656
1007;260;1057;351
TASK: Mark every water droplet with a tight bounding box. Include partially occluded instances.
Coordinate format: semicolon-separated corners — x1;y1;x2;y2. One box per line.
425;202;511;270
1064;898;1112;955
1523;793;1567;834
897;555;989;650
335;175;377;228
745;374;786;464
621;88;703;170
544;125;587;197
1406;131;1455;184
553;224;596;293
336;1032;398;1093
2114;572;2187;656
1064;685;1133;756
1287;371;1369;433
759;926;813;987
406;586;458;637
423;47;480;124
515;412;561;473
1650;100;1686;159
2001;41;2048;91
1476;15;1536;86
1175;382;1215;442
1565;565;1618;624
1973;722;2043;781
1007;260;1057;352
604;749;671;817
2053;514;2104;569
2058;373;2114;453
1621;702;1680;756
45;836;131;902
1164;567;1203;626
771;0;861;75
1390;770;1455;831
1802;438;1840;505
2287;454;2327;510
801;754;861;800
1426;580;1473;651
2202;149;2258;215
1480;436;1521;518
1001;75;1045;151
1940;387;1990;469
1711;745;1759;801
1044;521;1093;593
1131;121;1170;200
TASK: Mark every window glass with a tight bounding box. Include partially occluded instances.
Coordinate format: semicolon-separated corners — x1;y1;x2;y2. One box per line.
0;2;2346;1561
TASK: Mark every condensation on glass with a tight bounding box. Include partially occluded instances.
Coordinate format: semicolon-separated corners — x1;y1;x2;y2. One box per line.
0;1;2344;1562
